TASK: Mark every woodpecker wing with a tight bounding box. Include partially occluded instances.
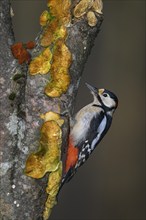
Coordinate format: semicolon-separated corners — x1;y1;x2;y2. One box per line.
62;110;111;185
75;110;108;168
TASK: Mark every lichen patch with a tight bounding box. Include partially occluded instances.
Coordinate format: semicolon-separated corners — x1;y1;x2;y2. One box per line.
5;111;18;136
0;162;12;177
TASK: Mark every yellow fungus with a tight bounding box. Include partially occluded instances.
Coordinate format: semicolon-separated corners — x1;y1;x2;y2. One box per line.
73;0;103;27
40;111;60;121
87;11;98;27
25;112;64;219
45;75;70;97
45;40;71;98
40;10;50;26
73;0;93;18
43;162;62;220
92;0;103;14
29;0;72;97
40;112;64;126
40;21;67;47
25;112;64;179
26;0;73;218
47;0;71;25
29;48;52;75
25;121;61;178
40;0;71;47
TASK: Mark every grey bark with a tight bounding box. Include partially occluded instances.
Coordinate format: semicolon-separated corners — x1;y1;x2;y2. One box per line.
0;0;102;219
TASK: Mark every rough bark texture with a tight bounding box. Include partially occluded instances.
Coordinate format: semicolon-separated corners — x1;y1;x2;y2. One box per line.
0;0;103;219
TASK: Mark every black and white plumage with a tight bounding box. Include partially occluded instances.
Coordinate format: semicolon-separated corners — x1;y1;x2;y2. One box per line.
62;83;118;185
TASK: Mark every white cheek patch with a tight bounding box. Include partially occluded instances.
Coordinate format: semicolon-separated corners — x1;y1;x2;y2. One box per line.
102;96;115;108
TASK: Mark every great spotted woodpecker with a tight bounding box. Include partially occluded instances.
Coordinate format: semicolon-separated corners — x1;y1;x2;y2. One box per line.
61;83;118;186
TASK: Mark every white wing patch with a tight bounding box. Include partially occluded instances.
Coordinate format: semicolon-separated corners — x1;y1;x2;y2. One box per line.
91;116;107;150
75;116;107;168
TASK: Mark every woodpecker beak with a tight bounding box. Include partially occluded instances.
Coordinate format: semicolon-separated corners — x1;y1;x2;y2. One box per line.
85;83;98;95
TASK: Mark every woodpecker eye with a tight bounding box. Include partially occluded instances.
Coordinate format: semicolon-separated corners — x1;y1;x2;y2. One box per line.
103;93;108;97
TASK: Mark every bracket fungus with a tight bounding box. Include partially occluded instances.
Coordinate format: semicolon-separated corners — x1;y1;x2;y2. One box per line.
25;112;64;219
40;10;51;27
74;0;103;27
28;0;72;98
43;162;62;220
29;48;52;75
45;39;71;97
87;10;98;27
21;0;103;219
25;112;64;178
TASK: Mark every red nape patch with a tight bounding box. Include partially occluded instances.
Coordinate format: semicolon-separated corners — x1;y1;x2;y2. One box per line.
65;137;79;173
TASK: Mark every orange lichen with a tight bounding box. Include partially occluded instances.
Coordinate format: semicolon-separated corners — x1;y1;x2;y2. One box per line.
45;39;71;97
25;41;36;49
11;42;23;58
11;42;31;64
11;41;35;64
29;48;52;75
25;112;64;179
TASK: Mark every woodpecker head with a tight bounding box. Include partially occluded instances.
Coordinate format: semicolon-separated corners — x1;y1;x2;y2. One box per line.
86;83;118;112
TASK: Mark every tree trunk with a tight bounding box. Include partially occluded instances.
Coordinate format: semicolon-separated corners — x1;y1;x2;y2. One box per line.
0;0;103;219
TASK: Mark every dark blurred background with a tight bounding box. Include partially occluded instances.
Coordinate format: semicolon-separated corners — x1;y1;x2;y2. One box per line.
11;1;145;220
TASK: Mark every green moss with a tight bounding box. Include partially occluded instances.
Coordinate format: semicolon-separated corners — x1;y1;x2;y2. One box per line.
8;92;16;101
13;73;25;81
